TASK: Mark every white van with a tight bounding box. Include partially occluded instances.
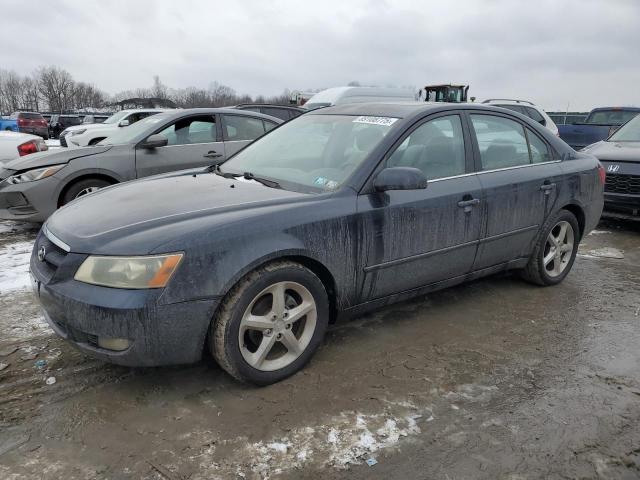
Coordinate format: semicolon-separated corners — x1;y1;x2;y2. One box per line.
304;87;417;110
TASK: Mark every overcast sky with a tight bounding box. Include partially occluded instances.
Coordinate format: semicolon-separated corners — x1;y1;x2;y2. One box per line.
2;0;638;110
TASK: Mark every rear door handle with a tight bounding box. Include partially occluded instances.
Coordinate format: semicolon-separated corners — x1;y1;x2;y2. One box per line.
457;197;480;213
204;151;222;158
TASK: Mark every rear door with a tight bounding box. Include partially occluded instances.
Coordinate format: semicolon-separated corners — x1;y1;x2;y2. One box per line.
221;114;275;157
135;114;225;178
468;112;563;269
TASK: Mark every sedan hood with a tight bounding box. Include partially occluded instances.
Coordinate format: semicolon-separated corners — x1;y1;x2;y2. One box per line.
64;123;106;133
46;171;310;254
1;145;112;172
587;141;640;162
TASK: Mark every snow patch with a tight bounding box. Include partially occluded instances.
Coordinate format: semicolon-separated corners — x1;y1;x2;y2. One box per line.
587;230;611;236
579;247;624;259
0;241;34;293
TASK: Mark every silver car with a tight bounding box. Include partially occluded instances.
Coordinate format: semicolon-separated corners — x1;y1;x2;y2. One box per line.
0;108;282;222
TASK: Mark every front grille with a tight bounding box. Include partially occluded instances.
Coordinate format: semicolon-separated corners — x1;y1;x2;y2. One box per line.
32;231;69;282
59;135;68;147
605;174;640;195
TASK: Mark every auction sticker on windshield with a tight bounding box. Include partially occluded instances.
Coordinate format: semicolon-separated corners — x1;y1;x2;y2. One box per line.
353;116;398;126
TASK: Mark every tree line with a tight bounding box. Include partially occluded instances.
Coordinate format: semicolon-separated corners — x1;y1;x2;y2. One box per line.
0;66;292;114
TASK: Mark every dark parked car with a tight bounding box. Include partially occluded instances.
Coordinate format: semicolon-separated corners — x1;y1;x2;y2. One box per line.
49;115;82;139
0;108;281;221
234;104;305;121
583;113;640;218
558;107;640;150
10;111;49;139
31;102;604;385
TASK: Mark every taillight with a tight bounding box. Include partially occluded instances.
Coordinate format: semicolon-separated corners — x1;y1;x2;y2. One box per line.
17;139;47;156
597;163;606;185
17;118;26;126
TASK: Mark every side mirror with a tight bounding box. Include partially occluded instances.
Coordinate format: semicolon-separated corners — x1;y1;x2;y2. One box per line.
118;119;130;127
373;167;427;192
140;134;168;149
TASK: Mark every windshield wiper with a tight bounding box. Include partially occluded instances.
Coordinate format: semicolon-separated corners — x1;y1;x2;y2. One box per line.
242;171;281;189
207;163;238;178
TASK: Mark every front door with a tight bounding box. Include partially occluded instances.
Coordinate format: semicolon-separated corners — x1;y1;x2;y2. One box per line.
135;114;225;178
357;114;483;301
468;113;563;269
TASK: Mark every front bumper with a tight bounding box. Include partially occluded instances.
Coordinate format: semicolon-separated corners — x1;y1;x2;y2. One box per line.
30;234;219;366
604;192;640;216
0;174;61;222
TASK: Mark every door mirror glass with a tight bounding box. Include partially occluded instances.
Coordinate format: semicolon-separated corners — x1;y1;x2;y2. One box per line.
373;167;427;192
140;134;168;149
119;119;130;127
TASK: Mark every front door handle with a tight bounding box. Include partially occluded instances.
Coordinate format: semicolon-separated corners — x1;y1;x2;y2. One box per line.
204;151;223;159
540;182;556;195
457;197;480;213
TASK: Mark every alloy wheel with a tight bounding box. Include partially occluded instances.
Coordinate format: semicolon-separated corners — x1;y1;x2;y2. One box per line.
238;281;317;371
75;186;102;198
543;220;574;277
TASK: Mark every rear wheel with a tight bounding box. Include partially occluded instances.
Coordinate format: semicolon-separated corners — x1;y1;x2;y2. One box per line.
61;178;112;206
211;261;329;385
520;209;579;286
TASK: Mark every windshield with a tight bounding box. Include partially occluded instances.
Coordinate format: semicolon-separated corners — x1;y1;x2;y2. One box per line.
102;111;130;125
608;114;640;142
220;114;397;192
99;113;172;145
586;110;639;125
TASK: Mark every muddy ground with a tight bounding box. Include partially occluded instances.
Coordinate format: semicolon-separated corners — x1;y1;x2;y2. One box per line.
0;218;639;479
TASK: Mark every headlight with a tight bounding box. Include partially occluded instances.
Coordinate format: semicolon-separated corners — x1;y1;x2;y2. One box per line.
5;164;66;184
74;253;183;289
70;129;87;136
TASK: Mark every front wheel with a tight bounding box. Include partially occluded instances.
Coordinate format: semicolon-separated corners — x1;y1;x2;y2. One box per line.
61;178;112;206
520;209;580;286
211;261;329;385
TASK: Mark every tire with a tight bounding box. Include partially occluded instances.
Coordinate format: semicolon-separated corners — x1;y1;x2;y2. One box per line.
43;134;49;140
519;209;580;286
88;137;105;146
211;261;329;385
61;178;112;206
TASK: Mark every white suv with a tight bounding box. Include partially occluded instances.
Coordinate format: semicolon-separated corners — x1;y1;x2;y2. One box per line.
60;109;167;148
481;99;559;136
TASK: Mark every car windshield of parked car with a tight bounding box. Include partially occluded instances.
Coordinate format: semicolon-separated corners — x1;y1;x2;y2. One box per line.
220;114;396;192
608;114;640;142
98;113;173;145
102;111;130;125
586;110;639;125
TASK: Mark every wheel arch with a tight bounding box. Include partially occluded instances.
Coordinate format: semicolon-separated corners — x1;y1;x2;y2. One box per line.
57;171;120;207
217;250;339;325
560;203;586;240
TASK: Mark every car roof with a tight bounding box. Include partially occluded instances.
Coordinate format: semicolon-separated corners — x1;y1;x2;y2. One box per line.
482;99;537;107
119;108;170;113
306;101;517;118
235;104;305;110
156;107;284;123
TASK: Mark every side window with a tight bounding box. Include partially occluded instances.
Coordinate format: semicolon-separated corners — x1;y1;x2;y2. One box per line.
156;115;217;146
527;129;552;163
223;115;266;141
496;104;525;115
470;115;530;170
387;115;466;180
263;107;290;121
524;107;546;125
263;120;277;133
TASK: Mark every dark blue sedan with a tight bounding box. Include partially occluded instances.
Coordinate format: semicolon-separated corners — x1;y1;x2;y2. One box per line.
30;102;604;384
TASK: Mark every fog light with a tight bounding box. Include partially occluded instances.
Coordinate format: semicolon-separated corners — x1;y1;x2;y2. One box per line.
97;337;131;351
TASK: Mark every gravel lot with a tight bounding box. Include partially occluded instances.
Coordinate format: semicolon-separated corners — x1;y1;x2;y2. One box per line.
0;218;638;479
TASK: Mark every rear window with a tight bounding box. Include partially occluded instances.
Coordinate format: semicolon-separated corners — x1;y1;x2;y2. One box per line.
262;107;291;121
586;110;640;125
18;112;44;120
